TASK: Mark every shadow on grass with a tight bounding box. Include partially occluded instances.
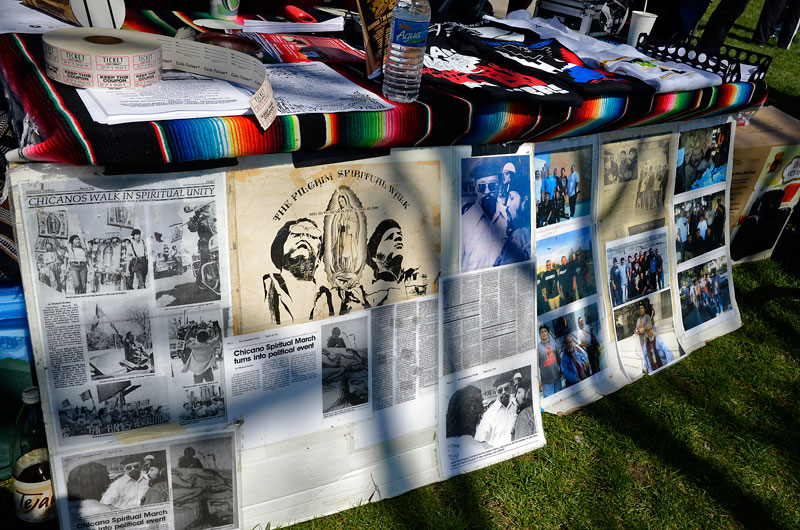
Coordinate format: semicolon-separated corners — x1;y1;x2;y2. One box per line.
583;391;789;530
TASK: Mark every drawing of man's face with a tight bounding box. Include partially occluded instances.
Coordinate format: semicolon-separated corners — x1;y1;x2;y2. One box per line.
376;227;403;266
207;498;233;522
283;220;322;281
348;377;368;402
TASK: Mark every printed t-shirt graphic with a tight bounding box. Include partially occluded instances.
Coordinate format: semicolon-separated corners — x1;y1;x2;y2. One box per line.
455;21;655;98
422;23;582;107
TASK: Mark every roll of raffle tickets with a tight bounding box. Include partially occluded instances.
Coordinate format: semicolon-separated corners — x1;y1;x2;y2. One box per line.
41;27;277;130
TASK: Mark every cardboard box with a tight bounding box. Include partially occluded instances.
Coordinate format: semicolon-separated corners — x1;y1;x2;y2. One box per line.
729;105;800;263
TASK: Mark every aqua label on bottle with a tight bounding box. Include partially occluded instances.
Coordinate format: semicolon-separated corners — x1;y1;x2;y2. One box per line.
12;448;55;523
389;18;429;47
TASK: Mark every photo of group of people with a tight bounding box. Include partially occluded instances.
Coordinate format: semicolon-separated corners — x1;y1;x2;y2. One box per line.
62;435;235;530
536;226;596;315
179;384;225;422
675;123;731;195
537;303;605;398
57;380;168;438
168;311;224;385
321;318;369;416
613;291;678;374
85;299;154;380
461;154;532;271
601;136;672;215
533;145;592;226
678;256;733;332
445;365;536;457
65;449;170;515
34;205;150;295
152;200;221;307
674;191;727;264
605;228;670;308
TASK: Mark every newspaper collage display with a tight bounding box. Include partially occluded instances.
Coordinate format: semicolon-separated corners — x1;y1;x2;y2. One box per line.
9;117;744;529
18;173;232;450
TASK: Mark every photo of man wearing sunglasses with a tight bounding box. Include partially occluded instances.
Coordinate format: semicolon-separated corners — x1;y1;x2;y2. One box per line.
461;158;512;272
99;454;150;509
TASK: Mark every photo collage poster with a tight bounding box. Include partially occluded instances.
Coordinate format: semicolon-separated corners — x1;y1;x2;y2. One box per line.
671;119;742;352
532;137;619;411
17;171;232;450
597;128;683;377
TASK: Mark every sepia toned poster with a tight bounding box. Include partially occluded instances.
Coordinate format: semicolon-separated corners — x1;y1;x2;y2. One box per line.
228;155;441;335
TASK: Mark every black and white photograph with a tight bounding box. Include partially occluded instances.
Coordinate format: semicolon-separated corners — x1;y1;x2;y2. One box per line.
461;154;532;272
169;436;236;530
533;145;592;226
601;136;671;210
84;298;154;380
151;200;220;307
675;123;731;195
605;227;670;308
63;449;170;517
613;290;680;374
537;302;606;399
178;384;225;423
33;205;149;295
678;256;733;332
445;365;535;455
674;190;727;264
536;225;596;315
57;379;169;439
168;309;224;384
321;317;369;416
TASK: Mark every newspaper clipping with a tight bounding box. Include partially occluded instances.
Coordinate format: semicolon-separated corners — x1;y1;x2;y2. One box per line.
438;355;545;479
598;132;682;377
228;156;441;335
440;262;535;377
19;174;231;449
224;313;371;448
353;295;438;448
54;431;237;530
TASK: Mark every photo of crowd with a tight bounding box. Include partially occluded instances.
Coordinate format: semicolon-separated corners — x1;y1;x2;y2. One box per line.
445;365;536;458
168;437;236;530
179;384;225;422
536;226;596;315
537;304;605;398
65;450;170;518
674;191;727;264
57;380;168;438
168;311;224;385
606;228;670;308
533;145;592;226
85;299;154;380
613;291;676;374
678;257;733;331
321;318;369;415
675;123;730;195
460;154;532;271
33;205;150;295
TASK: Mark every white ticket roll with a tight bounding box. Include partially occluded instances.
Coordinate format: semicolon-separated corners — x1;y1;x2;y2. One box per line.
41;27;277;130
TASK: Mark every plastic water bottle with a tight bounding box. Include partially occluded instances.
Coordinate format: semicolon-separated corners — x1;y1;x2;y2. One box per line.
382;0;432;103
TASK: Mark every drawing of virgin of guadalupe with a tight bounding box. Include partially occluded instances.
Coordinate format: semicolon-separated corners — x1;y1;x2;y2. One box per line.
323;186;368;312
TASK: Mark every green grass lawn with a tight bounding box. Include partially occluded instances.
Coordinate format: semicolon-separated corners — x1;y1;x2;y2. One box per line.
289;2;800;528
